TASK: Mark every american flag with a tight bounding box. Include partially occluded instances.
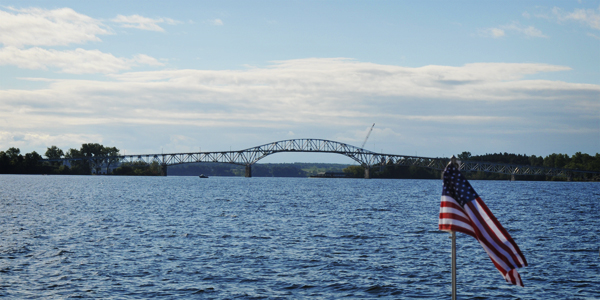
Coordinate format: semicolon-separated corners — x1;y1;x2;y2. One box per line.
439;163;528;287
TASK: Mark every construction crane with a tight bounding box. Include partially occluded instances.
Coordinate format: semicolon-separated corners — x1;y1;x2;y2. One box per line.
361;123;375;149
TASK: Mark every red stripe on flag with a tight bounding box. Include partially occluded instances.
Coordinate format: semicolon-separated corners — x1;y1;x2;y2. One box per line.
440;200;464;211
467;199;526;269
439;196;477;237
467;219;515;272
506;269;524;287
465;203;516;272
475;198;528;267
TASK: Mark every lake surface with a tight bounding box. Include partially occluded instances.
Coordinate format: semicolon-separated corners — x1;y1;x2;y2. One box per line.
0;175;598;299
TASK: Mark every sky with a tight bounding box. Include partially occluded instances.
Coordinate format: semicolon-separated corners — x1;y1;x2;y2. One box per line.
0;0;599;163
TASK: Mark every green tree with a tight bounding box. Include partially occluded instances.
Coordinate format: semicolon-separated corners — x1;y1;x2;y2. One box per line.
590;154;600;171
343;165;365;178
80;143;105;157
24;151;43;173
529;155;544;166
64;148;88;174
113;161;161;176
0;151;11;173
6;147;20;160
63;144;120;174
65;148;81;158
8;148;24;174
45;146;64;159
457;151;472;160
544;153;570;169
102;146;121;174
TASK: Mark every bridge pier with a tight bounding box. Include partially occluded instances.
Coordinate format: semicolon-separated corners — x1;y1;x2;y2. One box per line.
161;164;168;176
364;167;371;179
511;174;516;181
245;165;252;177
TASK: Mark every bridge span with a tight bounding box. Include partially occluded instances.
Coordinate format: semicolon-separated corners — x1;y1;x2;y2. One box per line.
43;138;598;180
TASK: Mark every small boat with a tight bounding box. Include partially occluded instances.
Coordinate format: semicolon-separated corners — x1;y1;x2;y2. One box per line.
198;174;208;178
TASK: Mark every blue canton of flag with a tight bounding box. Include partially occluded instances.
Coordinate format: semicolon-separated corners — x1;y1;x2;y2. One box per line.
439;164;528;287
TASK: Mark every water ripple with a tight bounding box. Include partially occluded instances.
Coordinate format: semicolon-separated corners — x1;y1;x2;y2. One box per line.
0;175;598;299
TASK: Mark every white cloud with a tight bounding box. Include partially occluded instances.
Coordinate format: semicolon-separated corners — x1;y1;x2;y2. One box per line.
481;28;505;38
587;32;600;40
518;25;547;38
340;126;403;145
105;59;582;104
492;28;506;37
0;46;163;74
0;59;597;156
131;54;165;66
112;14;179;32
211;18;224;26
163;18;180;25
553;5;600;30
0;131;103;152
482;22;547;38
1;59;592;123
0;7;165;74
0;7;110;47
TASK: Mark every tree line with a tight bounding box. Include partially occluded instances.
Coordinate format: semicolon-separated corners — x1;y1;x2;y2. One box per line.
0;144;598;181
0;144;158;175
342;151;600;181
454;151;600;181
456;151;600;172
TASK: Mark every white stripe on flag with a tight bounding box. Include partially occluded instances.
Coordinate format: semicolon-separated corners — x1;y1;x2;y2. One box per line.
464;206;517;272
439;196;470;219
470;199;526;266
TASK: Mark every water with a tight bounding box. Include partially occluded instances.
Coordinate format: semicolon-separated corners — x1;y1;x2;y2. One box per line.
0;175;598;299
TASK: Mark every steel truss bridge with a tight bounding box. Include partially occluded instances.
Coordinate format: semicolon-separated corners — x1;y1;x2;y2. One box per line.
43;138;598;180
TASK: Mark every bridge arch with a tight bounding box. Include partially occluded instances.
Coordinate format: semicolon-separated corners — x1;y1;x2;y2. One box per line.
237;139;375;165
229;138;377;178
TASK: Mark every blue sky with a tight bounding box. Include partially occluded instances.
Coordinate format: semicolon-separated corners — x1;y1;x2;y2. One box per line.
0;0;598;163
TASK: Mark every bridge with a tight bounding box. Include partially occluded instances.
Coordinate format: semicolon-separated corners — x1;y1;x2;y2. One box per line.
43;138;598;180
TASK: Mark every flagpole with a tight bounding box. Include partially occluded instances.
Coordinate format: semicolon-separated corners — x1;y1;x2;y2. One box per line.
449;155;457;300
451;231;457;300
